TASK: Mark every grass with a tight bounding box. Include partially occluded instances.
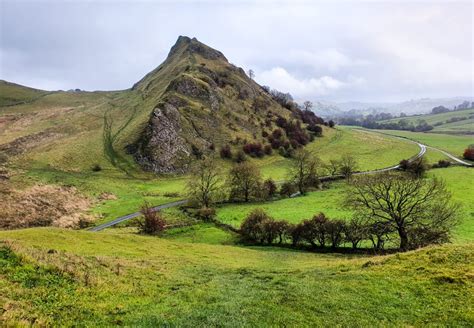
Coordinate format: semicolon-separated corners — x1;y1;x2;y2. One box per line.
379;108;474;134
0;228;472;326
371;129;474;160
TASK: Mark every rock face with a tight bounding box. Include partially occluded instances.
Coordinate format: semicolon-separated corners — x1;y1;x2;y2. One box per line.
131;36;293;174
134;102;191;173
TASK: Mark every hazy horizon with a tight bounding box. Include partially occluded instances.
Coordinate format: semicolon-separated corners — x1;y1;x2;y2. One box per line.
1;0;472;103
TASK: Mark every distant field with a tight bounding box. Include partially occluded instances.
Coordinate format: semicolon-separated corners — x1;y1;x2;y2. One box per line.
371;129;474;159
379;108;474;134
216;166;474;242
0;228;472;326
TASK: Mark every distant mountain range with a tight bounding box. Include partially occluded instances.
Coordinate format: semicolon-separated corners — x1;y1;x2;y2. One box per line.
312;97;474;118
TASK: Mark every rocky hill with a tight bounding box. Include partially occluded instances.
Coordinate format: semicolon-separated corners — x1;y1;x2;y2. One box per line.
128;36;301;173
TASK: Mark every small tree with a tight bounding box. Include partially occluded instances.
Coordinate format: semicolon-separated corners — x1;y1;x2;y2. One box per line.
345;173;459;251
187;157;221;208
288;149;320;195
263;178;278;199
325;159;341;176
227;162;262;202
339;155;358;179
138;202;166;235
303;100;313;111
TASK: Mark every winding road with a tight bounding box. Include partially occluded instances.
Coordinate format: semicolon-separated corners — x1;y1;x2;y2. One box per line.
90;130;470;232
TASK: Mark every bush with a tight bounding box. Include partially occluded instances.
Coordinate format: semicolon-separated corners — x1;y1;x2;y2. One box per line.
263;179;278;198
138;202;166;235
325;219;345;249
240;209;271;243
328;120;335;128
195;207;216;221
234;150;247;163
344;218;369;249
463;146;474;160
243;142;264;157
191;144;203;159
399;157;428;178
280;182;296;197
91;164;102;172
263;144;273;155
220;145;233;159
432;160;451;168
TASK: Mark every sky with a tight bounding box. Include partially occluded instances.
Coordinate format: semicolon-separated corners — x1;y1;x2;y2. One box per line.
0;0;472;102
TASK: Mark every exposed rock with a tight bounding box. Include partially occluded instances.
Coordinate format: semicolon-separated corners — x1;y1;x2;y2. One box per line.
134;102;191;173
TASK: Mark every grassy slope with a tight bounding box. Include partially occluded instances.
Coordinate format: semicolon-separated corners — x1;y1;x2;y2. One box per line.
379;108;474;134
216;166;474;242
0;80;49;106
0;228;472;326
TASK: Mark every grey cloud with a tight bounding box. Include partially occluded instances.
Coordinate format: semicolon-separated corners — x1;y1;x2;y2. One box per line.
0;0;472;102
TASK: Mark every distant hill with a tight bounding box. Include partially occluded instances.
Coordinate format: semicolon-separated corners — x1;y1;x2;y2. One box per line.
378;107;474;134
313;97;474;118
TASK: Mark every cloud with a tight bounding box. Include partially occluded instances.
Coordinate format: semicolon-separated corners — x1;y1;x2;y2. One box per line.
257;67;365;99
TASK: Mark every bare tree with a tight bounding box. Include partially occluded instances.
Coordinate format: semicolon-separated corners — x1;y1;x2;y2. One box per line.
303;101;313;111
324;159;341;176
227;161;262;202
345;173;459;251
339;155;358;179
187;157;222;208
288;149;321;195
248;69;255;80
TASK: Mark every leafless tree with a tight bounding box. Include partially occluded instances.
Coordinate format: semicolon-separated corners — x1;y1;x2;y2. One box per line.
288;149;321;195
187;157;222;207
248;69;255;80
303;101;313;111
345;173;459;251
339;154;358;179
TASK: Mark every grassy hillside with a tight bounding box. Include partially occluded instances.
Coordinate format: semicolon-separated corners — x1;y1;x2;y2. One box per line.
0;228;472;326
0;80;50;107
379;108;474;134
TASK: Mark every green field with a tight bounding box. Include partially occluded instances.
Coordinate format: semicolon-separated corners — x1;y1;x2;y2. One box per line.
0;228;472;326
215;166;474;242
370;129;473;160
379;108;474;134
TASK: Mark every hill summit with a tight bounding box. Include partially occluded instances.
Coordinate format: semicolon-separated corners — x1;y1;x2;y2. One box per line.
128;36;302;173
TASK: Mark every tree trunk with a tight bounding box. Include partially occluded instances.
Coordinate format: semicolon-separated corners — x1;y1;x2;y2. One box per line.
398;226;409;251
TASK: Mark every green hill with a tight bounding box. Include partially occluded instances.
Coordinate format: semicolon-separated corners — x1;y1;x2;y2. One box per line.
1;228;472;326
379;108;474;134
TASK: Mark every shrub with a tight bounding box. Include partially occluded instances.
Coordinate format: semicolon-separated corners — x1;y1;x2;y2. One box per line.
220;145;233;159
91;164;102;172
240;209;271;243
328;120;335;128
325;219;346;249
344;218;369;249
263;144;273;155
234;150;247;163
289;223;305;246
191;144;203;159
280;182;296;197
463;146;474;160
432;160;451;168
243;142;264;157
138;202;166;235
263;179;278;198
399;157;428;178
195;207;216;221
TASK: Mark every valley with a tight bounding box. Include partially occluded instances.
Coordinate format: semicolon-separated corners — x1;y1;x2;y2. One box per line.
1;36;473;326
